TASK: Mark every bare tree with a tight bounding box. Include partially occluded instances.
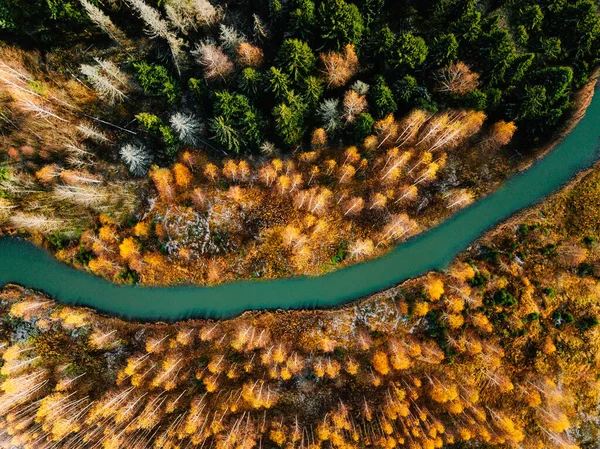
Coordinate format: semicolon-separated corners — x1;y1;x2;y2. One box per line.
128;0;186;73
193;42;234;80
53;185;113;209
19;98;68;122
128;0;170;39
79;0;126;44
165;0;195;33
219;24;245;52
348;239;374;259
165;0;218;33
320;44;359;88
120;143;152;176
434;62;479;96
255;142;274;158
94;58;129;87
343;90;367;123
445;189;474;209
10;213;67;234
170;112;203;145
80;64;127;105
191;0;219;25
77;123;110;144
0;198;15;224
253;13;270;40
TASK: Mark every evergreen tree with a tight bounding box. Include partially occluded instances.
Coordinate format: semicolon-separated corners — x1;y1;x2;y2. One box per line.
133;61;179;103
352;113;374;141
288;0;316;39
273;102;305;146
428;33;458;68
136;112;179;155
267;67;292;101
278;39;316;82
388;32;428;70
369;76;397;118
317;0;365;49
212;91;264;153
239;67;264;96
0;0;89;34
303;75;324;107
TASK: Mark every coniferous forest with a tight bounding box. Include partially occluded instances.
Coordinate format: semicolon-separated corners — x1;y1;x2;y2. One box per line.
1;1;600;448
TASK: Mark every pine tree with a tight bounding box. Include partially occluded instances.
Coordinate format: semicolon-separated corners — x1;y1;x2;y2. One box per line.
278;39;316;82
370;76;397;119
211;116;241;153
317;0;365;49
128;0;185;73
273;102;306;146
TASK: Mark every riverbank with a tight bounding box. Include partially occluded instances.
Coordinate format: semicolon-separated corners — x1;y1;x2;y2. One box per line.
516;67;600;172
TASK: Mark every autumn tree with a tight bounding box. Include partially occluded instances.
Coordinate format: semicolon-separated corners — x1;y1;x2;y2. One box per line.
434;61;480;96
320;44;359;88
237;42;264;67
485;120;517;149
195;42;234;80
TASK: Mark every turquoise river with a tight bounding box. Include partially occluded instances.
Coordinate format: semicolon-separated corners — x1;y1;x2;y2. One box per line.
1;84;600;321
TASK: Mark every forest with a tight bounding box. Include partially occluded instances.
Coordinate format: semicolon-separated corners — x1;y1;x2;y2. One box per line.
2;159;600;448
0;0;599;284
1;1;600;448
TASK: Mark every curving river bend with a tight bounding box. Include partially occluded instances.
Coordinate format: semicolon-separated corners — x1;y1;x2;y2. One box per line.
1;85;600;321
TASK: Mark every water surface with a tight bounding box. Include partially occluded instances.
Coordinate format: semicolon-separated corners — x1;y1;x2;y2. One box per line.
1;86;599;321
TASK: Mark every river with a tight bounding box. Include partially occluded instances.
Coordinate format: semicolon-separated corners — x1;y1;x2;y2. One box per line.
1;85;599;321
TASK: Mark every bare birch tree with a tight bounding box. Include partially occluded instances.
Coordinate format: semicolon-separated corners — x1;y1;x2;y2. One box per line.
193;42;234;80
